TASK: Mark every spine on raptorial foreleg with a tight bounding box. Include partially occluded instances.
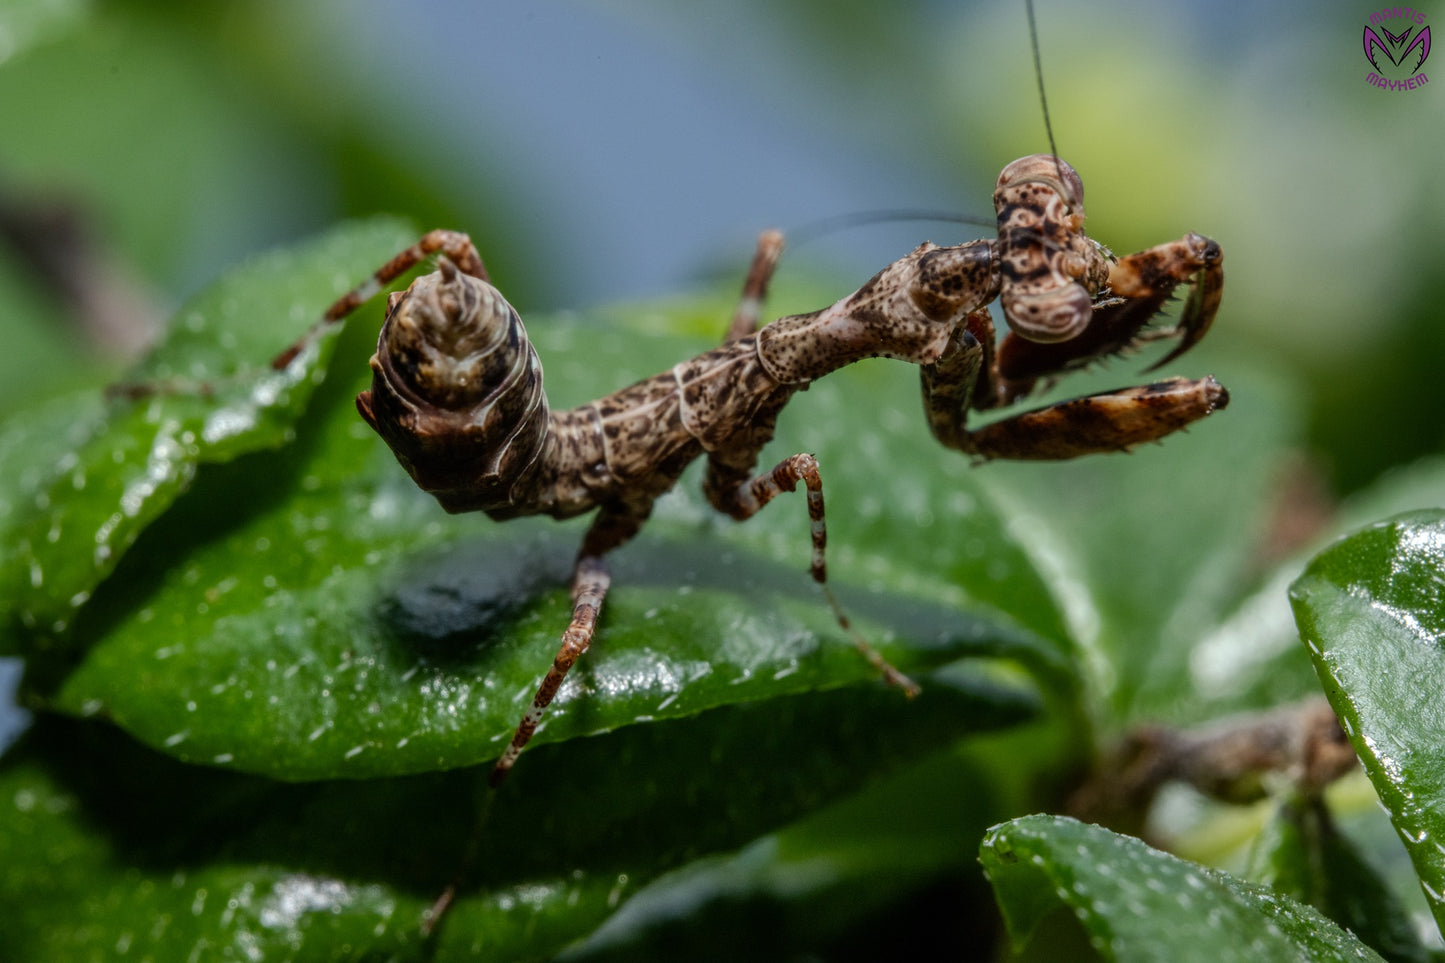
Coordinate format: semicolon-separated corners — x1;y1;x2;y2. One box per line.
356;258;551;515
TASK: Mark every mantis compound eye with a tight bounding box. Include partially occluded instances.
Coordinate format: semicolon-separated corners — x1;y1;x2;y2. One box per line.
995;154;1085;215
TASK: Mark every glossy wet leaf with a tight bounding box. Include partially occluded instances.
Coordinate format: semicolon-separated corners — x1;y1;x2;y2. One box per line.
977;360;1300;723
1244;794;1429;963
42;353;1063;780
980;814;1384;962
0;220;1074;780
1180;454;1445;724
2;672;1031;961
1290;509;1445;934
560;740;1010;960
0;216;1270;954
0;219;416;651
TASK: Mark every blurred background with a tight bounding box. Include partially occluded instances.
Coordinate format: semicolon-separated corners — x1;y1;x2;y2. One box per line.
1;0;1442;744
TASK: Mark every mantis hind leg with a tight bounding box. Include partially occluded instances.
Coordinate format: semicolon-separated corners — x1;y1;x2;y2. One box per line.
489;554;612;787
705;450;920;696
489;500;651;786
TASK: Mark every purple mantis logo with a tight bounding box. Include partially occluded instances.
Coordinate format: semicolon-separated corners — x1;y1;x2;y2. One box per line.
1364;8;1431;90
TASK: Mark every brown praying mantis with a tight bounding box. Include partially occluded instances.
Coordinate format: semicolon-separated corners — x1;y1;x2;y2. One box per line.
259;152;1225;786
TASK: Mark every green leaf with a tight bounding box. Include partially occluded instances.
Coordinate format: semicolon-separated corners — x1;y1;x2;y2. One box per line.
980;814;1385;962
43;333;1065;779
3;222;1079;780
2;674;1031;961
1290;509;1445;936
975;360;1302;723
1244;794;1430;963
0;218;416;650
1180;455;1445;725
559;739;1010;960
